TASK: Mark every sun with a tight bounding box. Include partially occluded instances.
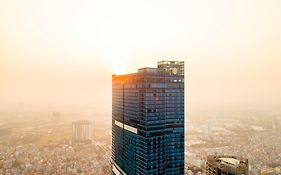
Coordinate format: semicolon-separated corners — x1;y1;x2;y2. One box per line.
110;53;128;75
113;65;125;75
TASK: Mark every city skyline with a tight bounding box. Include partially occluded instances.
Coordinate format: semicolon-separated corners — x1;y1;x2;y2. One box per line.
0;1;281;174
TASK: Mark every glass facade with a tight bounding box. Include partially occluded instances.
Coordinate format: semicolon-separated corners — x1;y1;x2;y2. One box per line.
112;61;185;175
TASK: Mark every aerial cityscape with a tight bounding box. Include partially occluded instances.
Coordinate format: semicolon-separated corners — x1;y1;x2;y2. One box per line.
1;0;281;175
0;105;280;174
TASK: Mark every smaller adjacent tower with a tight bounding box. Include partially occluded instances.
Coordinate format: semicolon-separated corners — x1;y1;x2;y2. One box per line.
157;60;184;75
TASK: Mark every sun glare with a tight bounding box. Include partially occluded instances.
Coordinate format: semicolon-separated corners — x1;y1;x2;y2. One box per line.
113;65;125;75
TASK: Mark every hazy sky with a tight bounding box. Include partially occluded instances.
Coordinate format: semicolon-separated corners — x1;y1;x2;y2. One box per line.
1;0;281;113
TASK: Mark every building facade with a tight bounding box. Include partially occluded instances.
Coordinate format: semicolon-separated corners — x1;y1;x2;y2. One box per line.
112;61;185;175
206;155;249;175
72;120;92;143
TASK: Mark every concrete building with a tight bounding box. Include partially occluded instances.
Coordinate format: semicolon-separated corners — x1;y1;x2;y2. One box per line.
206;155;249;175
111;61;185;175
72;120;92;143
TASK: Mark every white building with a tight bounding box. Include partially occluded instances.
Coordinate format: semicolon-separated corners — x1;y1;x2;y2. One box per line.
72;120;92;143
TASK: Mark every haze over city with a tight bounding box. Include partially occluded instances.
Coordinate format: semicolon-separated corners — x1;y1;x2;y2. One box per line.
1;0;281;118
0;1;281;174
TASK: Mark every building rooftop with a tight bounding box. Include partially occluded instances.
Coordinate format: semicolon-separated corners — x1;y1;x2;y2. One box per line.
157;60;184;65
207;155;248;174
113;60;184;76
219;157;240;167
138;67;158;73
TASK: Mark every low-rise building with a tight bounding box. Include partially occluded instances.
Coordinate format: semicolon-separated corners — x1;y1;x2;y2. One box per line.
206;155;249;175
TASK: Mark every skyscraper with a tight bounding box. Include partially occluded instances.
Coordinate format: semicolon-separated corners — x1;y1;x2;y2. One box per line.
111;61;185;175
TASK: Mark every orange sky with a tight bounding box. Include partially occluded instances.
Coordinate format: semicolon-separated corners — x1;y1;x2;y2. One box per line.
0;0;281;113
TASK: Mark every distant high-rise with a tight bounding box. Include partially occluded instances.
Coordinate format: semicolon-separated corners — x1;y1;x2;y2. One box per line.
52;112;61;121
72;120;92;143
111;61;185;175
206;155;249;175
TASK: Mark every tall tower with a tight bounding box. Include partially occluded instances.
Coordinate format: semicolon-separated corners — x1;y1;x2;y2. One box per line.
111;61;185;175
